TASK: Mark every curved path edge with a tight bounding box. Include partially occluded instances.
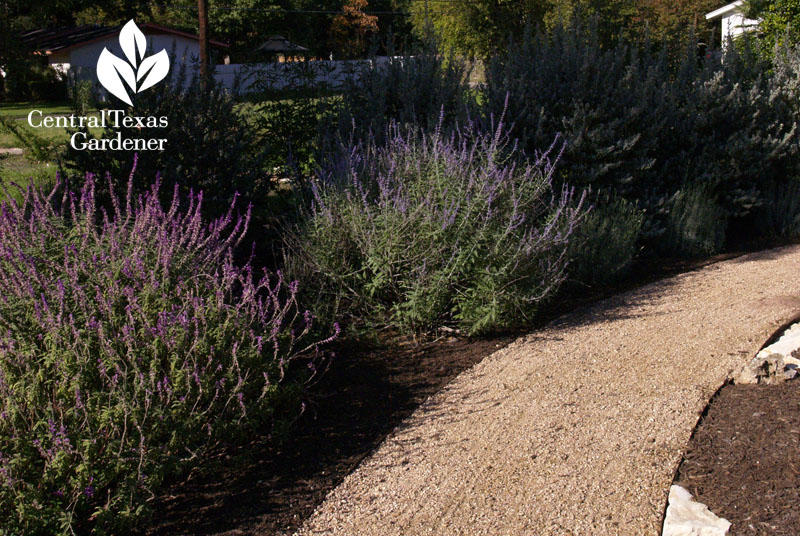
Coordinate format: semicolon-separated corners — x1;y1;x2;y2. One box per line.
296;245;800;536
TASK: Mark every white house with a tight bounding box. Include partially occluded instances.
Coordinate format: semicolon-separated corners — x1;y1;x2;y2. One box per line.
21;23;230;76
705;1;761;45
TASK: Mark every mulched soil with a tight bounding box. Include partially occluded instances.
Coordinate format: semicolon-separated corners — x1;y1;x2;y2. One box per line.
674;380;800;535
146;335;511;536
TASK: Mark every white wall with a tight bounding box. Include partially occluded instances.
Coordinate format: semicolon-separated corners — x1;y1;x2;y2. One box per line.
65;33;200;68
721;12;760;44
62;54;402;103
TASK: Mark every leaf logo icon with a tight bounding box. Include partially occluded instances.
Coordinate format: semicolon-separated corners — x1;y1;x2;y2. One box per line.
96;20;170;106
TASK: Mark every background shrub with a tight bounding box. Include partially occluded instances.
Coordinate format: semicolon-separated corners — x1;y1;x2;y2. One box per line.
485;22;671;199
323;38;472;147
753;178;800;239
286;121;587;336
0;170;335;534
1;56;68;101
247;61;340;183
660;185;728;257
63;63;270;222
485;21;800;250
566;195;643;287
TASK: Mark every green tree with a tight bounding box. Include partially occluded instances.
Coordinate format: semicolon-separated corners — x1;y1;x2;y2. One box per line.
745;0;800;47
410;0;551;58
409;0;720;58
634;0;719;45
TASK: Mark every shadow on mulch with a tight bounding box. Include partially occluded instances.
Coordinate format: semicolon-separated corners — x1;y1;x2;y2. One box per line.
675;380;800;535
146;240;797;536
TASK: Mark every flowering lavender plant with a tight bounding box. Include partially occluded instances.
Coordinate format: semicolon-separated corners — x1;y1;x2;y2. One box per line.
287;117;587;335
0;165;336;534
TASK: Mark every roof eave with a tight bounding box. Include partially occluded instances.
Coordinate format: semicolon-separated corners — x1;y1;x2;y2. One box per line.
705;0;745;21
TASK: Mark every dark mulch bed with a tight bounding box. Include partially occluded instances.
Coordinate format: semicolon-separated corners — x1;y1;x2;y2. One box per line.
675;380;800;535
146;336;511;536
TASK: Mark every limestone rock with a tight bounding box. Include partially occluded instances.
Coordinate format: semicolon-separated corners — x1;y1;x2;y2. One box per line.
733;352;786;385
663;485;731;536
734;321;800;384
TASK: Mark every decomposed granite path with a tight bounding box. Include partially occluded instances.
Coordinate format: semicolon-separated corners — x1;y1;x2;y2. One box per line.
295;245;800;536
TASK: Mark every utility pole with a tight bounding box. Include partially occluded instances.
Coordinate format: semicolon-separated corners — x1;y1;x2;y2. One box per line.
198;0;209;76
425;0;430;28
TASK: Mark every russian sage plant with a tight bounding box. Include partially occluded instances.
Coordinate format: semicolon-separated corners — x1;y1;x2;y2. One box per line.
287;120;587;336
0;167;336;534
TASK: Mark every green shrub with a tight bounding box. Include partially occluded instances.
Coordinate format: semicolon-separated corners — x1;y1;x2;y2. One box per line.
485;21;800;249
63;63;270;221
753;179;800;239
286;122;587;336
661;185;728;257
247;61;339;183
567;195;643;287
325;38;472;147
2;58;67;101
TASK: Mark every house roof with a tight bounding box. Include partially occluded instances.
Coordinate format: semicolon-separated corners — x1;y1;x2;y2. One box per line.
256;35;309;53
705;1;745;21
21;23;229;54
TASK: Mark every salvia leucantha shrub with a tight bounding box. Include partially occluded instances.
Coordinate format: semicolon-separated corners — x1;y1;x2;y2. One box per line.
0;167;337;534
286;119;587;336
486;22;800;253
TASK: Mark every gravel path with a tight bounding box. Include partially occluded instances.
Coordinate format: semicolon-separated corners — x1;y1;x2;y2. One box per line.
295;245;800;536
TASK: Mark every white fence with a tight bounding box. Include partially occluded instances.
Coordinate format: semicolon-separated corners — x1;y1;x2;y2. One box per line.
214;57;396;93
66;57;398;99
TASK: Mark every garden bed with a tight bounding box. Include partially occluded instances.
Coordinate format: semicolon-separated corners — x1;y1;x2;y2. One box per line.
143;248;778;535
675;380;800;535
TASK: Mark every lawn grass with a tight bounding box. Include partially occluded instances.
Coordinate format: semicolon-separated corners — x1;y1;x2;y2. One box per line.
0;121;78;149
0;101;101;190
0;101;75;118
0;154;57;201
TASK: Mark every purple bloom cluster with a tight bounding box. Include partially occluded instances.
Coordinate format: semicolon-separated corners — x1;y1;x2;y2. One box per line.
0;167;336;533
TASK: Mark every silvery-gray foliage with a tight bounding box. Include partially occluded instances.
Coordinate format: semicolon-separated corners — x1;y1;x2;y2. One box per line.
286;119;587;336
486;21;800;252
326;37;473;147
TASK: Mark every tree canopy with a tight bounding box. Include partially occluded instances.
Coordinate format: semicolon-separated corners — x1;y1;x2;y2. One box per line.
745;0;800;47
5;0;410;61
410;0;720;57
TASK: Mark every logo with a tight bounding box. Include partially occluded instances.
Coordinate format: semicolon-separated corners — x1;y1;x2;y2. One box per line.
96;20;170;106
27;19;170;151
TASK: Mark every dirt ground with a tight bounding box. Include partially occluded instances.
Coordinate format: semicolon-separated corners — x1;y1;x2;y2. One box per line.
675;380;800;535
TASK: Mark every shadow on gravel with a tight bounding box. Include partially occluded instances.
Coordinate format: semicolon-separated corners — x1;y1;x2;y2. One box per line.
146;337;510;536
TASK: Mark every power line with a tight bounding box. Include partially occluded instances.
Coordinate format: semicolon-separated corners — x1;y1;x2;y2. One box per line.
166;0;486;15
